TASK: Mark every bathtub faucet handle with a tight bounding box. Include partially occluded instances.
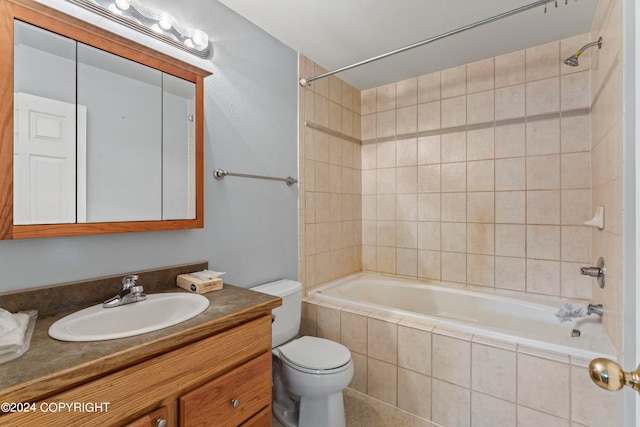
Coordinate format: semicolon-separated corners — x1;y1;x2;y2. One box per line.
580;257;606;288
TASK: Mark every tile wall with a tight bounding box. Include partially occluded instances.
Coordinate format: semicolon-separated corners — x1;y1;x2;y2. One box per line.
589;0;624;357
298;57;363;290
360;34;596;301
302;299;622;427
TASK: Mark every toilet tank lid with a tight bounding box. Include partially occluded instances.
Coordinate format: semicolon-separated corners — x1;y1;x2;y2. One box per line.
250;279;302;297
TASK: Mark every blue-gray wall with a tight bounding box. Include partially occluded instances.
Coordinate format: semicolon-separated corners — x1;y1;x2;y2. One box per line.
0;0;298;292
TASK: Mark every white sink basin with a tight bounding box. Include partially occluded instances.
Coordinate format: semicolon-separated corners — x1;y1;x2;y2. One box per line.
48;293;210;342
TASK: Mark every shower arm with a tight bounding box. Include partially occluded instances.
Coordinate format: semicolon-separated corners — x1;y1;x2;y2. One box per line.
574;37;603;57
300;0;566;86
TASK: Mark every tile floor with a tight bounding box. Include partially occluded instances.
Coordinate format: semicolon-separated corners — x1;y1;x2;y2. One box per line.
272;387;437;427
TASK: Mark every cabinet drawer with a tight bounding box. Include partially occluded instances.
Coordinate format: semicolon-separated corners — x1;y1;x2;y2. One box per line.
125;406;169;427
180;351;271;427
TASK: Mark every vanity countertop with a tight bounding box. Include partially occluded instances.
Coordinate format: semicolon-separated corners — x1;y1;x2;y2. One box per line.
0;285;280;404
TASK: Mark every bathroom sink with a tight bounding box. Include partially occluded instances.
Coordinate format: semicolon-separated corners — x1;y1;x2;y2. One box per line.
48;293;210;342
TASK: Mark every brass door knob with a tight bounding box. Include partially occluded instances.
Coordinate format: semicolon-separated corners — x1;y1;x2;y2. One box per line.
589;358;640;393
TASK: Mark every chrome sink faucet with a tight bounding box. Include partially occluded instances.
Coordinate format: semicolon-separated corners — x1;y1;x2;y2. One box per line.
103;275;146;308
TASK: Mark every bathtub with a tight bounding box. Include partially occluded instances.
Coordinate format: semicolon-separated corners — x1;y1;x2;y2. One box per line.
309;273;614;360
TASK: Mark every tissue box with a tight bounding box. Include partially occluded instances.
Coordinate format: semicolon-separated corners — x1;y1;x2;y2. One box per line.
176;274;223;294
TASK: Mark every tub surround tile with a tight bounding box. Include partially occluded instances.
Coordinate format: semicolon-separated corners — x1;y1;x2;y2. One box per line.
517;353;570;419
367;358;398;405
570;365;623;426
517;405;570;427
316;304;342;342
349;352;368;393
471;343;516;402
471;392;515;427
432;379;471;427
398;324;432;375
341;311;368;354
398;368;432;420
432;333;471;387
368;317;398;364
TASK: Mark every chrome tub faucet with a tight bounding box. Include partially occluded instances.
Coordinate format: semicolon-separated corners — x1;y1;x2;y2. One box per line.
103;275;146;308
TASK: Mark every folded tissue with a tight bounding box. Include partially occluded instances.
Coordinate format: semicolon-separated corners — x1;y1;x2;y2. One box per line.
555;303;588;323
177;270;225;294
0;308;37;364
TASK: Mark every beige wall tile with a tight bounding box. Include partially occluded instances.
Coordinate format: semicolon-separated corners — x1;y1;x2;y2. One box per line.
442;251;466;283
561;152;591;189
467;254;494;287
441;96;467;127
418;193;441;221
377;221;396;247
526;259;561;296
495;50;525;88
495;191;525;224
467;160;494;191
441;193;466;222
570;364;622;426
376;110;396;138
526;41;560;81
316;305;341;342
561;115;591;153
467;90;495;124
398;368;431;420
397;194;418;221
467;128;494;161
433;333;471;386
527;225;560;260
417;101;441;132
517;406;569;427
361;88;376;115
396;77;417;108
442;222;466;252
467;192;494;223
527;119;560;156
517;354;570;419
495;123;526;158
471;392;515;427
396;138;417;166
471;343;516;401
561;226;591;263
376;139;396;168
418;221;441;251
526;77;560;115
349;351;367;393
397;221;418;249
397;166;417;194
432;379;471;427
495;84;525;120
367;358;397;405
367;316;398;364
418;164;441;193
398;324;432;375
495;256;526;291
418;135;441;165
341;311;367;354
418;72;441;103
527;155;560;190
467;223;494;255
441;65;466;98
467;58;494;93
496;158;526;191
396;248;417;277
301;301;317;337
418;250;441;280
441;162;466;192
376;83;396;112
495;224;525;257
397;105;417;135
527;190;561;224
377;246;396;274
561;261;591;300
561;71;591;111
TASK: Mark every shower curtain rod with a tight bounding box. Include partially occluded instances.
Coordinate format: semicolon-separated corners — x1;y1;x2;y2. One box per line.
299;0;559;86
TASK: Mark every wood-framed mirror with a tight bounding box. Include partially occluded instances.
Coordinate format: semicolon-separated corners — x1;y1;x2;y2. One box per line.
0;0;211;239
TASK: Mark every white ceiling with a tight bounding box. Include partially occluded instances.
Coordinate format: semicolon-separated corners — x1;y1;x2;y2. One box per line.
217;0;599;90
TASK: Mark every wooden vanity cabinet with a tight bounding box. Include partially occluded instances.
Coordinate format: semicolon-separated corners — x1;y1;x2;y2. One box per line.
1;315;273;427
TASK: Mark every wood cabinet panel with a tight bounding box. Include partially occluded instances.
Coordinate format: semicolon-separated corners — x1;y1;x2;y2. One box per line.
0;315;271;426
125;406;169;427
180;351;271;427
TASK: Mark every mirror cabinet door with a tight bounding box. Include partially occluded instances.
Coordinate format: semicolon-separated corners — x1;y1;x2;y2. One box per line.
12;19;199;228
78;43;163;223
13;21;77;225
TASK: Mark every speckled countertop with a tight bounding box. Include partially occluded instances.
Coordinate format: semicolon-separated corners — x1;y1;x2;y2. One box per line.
0;264;281;404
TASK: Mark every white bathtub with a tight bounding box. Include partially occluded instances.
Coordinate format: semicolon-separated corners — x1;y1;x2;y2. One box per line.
309;273;615;360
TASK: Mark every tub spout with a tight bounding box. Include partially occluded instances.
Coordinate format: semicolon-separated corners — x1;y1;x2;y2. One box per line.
587;303;604;316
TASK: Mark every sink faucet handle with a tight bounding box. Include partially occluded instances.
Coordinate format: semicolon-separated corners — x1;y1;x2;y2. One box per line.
122;275;139;289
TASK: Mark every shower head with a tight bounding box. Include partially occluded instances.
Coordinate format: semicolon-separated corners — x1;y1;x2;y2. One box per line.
563;36;603;67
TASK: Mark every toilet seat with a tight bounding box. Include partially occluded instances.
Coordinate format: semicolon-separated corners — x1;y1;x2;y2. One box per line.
278;336;352;374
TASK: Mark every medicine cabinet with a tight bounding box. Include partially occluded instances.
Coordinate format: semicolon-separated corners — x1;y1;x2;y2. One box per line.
0;0;211;239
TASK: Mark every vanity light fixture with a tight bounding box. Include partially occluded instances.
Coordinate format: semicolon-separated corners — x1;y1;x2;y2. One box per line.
66;0;210;58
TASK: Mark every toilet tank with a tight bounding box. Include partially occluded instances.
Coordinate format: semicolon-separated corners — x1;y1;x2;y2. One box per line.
251;279;302;348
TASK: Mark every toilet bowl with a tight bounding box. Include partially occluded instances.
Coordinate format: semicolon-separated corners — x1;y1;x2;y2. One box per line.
250;280;353;427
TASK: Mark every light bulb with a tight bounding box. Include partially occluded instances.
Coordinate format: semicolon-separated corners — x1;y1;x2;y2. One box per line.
158;13;172;31
114;0;130;11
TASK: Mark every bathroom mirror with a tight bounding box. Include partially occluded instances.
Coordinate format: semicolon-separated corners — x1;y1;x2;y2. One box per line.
0;0;210;239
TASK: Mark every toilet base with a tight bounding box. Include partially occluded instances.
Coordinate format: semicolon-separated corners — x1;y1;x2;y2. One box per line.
273;391;346;427
299;391;346;427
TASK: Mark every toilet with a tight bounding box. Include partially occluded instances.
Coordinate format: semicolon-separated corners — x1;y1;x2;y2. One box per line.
251;279;354;427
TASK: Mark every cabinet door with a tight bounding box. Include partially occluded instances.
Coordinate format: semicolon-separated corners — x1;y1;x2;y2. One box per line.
180;351;271;427
125;406;169;427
